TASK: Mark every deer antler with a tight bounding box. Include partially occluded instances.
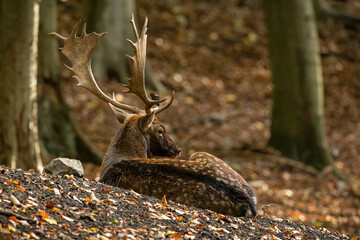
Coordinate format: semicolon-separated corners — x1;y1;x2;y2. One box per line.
49;20;142;114
51;17;173;115
125;14;173;114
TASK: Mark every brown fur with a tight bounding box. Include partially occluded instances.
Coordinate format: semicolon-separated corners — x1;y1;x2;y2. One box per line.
100;115;257;217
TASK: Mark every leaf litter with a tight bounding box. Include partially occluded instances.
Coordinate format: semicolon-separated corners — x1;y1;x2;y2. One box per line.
0;166;356;239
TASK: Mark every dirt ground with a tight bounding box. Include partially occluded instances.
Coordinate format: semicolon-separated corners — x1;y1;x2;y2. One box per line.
58;0;360;236
1;165;357;239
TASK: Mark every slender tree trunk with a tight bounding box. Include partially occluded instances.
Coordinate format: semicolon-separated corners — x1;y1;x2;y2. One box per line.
37;0;102;165
0;0;43;171
263;0;334;170
83;0;164;91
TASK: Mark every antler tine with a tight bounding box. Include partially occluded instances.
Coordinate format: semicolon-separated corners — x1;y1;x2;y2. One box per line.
70;20;81;38
50;20;142;114
130;14;140;41
155;92;174;114
140;17;148;40
49;32;66;41
81;23;87;37
124;14;167;114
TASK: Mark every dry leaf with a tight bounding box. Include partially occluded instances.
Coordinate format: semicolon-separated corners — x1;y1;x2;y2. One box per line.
62;215;74;222
45;202;55;210
10;195;21;205
44;218;57;225
38;210;49;219
14;186;25;192
12;180;19;185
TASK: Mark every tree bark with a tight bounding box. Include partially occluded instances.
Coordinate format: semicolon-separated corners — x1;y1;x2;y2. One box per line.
0;0;43;171
83;0;164;91
37;0;102;165
263;0;334;170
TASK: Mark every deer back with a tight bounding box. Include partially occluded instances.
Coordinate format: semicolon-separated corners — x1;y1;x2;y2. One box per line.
101;152;256;217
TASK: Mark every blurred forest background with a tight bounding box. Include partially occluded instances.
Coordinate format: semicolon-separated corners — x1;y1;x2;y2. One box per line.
0;0;359;236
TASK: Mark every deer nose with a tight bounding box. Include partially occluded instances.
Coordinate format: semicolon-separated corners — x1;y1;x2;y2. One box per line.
173;147;181;158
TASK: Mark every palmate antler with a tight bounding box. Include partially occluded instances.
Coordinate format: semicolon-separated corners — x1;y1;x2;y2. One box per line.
125;15;170;114
50;15;173;115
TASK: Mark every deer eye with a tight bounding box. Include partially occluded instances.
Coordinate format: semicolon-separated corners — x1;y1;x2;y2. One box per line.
158;129;164;136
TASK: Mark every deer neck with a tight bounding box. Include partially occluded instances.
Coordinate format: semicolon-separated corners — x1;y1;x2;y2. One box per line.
114;123;149;158
100;119;149;178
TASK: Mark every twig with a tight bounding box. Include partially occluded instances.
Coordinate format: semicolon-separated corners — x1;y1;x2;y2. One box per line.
247;151;320;176
255;204;278;218
314;0;360;24
0;209;33;222
177;109;247;143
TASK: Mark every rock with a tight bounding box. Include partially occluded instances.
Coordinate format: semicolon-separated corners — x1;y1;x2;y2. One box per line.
43;158;84;177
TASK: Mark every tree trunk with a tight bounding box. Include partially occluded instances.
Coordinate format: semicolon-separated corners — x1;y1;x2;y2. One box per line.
0;0;43;171
83;0;164;91
263;0;334;170
37;0;102;165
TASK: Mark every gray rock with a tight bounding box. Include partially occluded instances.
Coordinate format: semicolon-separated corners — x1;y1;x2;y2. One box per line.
43;158;84;177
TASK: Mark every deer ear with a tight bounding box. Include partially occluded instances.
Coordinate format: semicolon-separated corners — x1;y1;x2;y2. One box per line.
109;104;129;123
138;111;155;133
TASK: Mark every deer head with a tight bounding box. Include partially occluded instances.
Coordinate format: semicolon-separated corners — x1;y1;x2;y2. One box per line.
50;15;181;165
51;16;256;218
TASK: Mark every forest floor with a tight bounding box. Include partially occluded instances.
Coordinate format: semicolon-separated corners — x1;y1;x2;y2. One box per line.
55;0;360;237
2;165;358;239
0;165;357;239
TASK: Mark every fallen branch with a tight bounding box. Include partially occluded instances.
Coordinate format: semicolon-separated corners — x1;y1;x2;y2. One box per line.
314;0;360;24
242;150;320;176
256;204;278;218
0;209;33;222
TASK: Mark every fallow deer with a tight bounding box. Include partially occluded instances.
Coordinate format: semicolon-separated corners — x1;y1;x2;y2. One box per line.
51;15;257;217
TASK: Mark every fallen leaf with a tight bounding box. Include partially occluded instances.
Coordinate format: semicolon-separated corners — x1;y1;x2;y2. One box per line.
62;223;70;231
45;202;55;210
8;224;16;233
123;198;139;205
14;186;26;192
53;188;61;195
43;186;54;191
106;199;117;205
170;232;182;239
111;220;119;224
44;218;57;225
162;195;168;206
10;195;21;205
38;210;49;219
90;193;100;202
18;220;30;227
62;215;74;222
101;187;109;194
